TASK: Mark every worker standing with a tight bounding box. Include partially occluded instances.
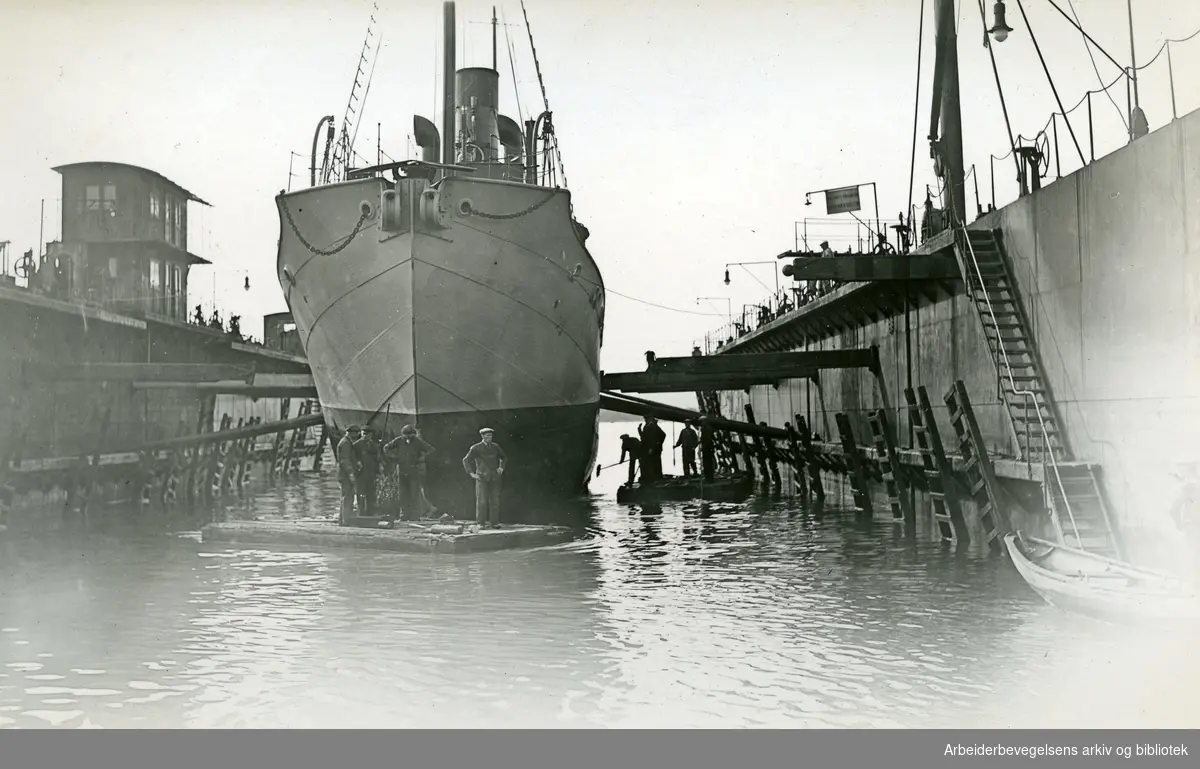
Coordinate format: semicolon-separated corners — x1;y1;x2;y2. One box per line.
384;424;435;522
675;421;700;478
619;433;643;487
354;426;382;516
638;416;667;484
336;425;362;525
462;427;507;528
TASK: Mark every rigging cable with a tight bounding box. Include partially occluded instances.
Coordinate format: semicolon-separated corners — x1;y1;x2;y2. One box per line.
1014;0;1085;166
976;0;1021;179
1063;0;1128;131
907;0;927;221
502;8;527;128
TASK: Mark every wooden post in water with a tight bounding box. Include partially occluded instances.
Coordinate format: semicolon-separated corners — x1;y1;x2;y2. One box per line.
736;431;755;484
312;420;329;471
797;416;825;501
786;421;808;498
761;421;783;490
700;419;716;482
742;405;771;487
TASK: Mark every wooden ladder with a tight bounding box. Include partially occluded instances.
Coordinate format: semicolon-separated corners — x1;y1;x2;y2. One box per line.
905;385;968;546
867;409;912;528
944;381;1008;554
835;413;874;516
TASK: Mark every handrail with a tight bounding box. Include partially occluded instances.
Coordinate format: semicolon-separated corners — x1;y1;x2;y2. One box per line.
956;225;1081;548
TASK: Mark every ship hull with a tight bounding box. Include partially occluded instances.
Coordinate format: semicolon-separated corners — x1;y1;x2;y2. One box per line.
275;172;605;521
325;402;598;521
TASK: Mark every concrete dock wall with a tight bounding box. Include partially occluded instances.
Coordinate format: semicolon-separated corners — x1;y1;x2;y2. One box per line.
721;107;1200;539
0;292;312;461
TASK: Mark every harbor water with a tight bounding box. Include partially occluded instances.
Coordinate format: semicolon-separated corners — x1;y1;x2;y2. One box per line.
1;422;1197;729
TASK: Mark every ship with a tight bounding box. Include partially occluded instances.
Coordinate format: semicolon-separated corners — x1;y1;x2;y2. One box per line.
273;2;605;518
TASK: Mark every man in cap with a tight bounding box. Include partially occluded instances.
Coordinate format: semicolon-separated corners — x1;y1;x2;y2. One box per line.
384;424;435;522
354;426;383;516
462;427;507;528
336;425;362;525
674;420;700;479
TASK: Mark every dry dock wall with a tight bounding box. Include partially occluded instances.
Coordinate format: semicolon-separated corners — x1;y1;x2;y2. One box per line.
0;295;311;462
722;107;1200;540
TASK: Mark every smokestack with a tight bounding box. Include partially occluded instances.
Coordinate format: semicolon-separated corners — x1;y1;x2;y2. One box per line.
442;2;456;165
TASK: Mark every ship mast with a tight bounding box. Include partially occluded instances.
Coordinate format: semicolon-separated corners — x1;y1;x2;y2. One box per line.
492;6;498;71
927;0;966;226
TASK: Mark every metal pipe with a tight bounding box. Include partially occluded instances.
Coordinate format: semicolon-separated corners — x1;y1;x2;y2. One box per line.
442;2;457;166
310;115;334;186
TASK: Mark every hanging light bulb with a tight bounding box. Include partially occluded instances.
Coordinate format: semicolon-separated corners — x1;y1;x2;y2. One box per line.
724;269;731;286
989;1;1013;43
244;276;250;291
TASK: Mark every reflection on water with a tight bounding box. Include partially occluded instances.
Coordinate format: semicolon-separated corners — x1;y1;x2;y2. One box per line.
1;423;1197;728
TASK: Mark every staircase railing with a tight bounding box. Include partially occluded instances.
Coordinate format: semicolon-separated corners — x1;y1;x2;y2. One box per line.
956;226;1079;548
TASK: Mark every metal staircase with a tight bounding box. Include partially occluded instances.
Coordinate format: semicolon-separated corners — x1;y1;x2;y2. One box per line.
956;228;1068;463
953;227;1122;559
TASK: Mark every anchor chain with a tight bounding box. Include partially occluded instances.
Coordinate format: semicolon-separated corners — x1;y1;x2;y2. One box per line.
281;197;370;257
463;191;557;220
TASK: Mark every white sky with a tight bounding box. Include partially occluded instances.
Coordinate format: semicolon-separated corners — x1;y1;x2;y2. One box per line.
2;0;1198;382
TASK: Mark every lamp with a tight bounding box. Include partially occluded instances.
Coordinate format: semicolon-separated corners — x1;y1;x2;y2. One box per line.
724;269;731;285
989;1;1013;42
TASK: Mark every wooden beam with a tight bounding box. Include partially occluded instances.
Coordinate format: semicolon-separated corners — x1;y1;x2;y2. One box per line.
602;371;811;393
22;362;256;383
599;393;789;440
654;349;875;374
781;253;961;281
131;380;319;399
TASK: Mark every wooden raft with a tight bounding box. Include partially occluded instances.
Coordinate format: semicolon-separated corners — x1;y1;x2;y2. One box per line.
615;472;755;504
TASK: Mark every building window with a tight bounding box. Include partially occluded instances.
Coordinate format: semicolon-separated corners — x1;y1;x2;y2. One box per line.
150;192;161;219
164;199;174;245
149;258;162;314
167;263;178;318
174;201;183;247
86;185;100;210
103;184;116;210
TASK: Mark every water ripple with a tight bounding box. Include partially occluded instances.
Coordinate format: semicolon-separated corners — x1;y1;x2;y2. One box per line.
2;425;1199;728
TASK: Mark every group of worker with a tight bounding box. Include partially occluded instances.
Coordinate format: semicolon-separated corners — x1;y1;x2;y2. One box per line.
335;424;508;528
619;416;702;487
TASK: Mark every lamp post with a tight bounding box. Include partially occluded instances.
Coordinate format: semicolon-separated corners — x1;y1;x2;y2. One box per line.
987;0;1013;42
805;182;881;251
723;260;781;300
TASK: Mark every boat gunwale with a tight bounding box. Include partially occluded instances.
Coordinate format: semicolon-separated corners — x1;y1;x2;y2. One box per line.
1005;533;1197;601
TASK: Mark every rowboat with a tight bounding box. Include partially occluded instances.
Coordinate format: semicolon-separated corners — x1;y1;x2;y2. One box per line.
1004;532;1200;626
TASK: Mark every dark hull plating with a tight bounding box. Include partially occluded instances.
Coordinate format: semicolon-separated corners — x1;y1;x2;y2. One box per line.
328;402;600;524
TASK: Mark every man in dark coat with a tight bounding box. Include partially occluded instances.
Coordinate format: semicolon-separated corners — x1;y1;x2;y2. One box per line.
675;421;700;478
336;425;362;525
354;426;382;516
384;424;435;522
637;416;667;484
462;427;507;528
